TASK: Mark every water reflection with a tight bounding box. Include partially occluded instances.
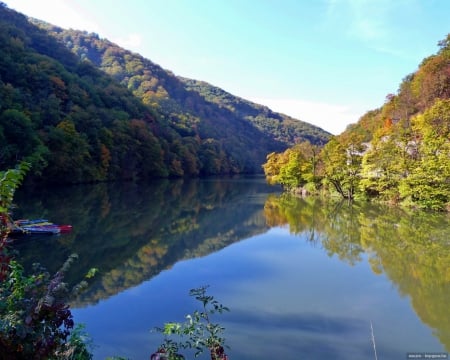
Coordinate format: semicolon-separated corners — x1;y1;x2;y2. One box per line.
11;180;450;356
13;177;276;306
264;193;450;351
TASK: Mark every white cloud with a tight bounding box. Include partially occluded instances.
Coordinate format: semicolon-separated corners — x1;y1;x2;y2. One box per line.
7;0;101;33
324;0;408;56
248;97;361;135
112;33;143;52
346;0;389;41
328;0;387;40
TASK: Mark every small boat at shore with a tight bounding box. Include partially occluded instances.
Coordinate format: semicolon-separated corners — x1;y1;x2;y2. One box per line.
12;219;73;235
18;225;61;235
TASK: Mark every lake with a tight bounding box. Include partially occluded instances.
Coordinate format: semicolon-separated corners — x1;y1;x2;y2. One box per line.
13;176;450;360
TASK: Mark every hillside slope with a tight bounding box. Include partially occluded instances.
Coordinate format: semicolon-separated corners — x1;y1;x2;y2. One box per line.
180;78;329;145
40;21;331;152
38;23;330;146
263;33;450;210
0;4;330;184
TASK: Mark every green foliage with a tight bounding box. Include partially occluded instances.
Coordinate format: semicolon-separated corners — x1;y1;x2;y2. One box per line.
0;162;93;359
154;286;229;360
0;254;91;359
0;110;41;167
356;97;450;210
263;194;450;351
278;149;305;189
16;178;270;308
0;5;332;184
398;99;450;210
181;78;331;146
265;34;450;210
57;324;94;360
322;134;365;200
0;161;30;213
262;141;322;191
262;151;287;185
85;268;99;279
360;132;406;201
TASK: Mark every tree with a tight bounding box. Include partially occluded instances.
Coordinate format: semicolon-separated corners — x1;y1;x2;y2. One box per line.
277;148;305;190
294;141;322;185
359;121;415;202
0;110;41;169
320;135;365;200
45;120;93;183
399;99;450;210
262;141;321;191
262;151;288;186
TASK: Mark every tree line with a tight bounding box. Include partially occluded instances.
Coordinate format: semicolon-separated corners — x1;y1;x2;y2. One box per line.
0;4;330;186
263;35;450;211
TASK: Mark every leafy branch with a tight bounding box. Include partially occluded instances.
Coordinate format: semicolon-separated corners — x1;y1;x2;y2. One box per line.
153;285;229;360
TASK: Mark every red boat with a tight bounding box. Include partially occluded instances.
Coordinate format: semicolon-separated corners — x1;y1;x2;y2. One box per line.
13;219;73;235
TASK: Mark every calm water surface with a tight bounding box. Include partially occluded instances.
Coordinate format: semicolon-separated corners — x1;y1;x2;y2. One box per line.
13;177;450;359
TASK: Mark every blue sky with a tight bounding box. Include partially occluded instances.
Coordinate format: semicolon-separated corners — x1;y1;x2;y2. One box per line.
5;0;450;134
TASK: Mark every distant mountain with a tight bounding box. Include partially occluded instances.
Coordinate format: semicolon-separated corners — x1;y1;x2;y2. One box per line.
180;78;330;145
42;21;331;151
0;4;330;184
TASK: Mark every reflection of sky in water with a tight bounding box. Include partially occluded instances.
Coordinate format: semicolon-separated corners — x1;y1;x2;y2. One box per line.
73;226;445;360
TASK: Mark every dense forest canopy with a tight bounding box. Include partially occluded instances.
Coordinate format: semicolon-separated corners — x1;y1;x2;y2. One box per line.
0;3;330;185
264;34;450;211
180;78;330;145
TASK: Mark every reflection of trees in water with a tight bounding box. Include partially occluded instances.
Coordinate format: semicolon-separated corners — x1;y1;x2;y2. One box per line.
13;177;272;307
264;194;366;264
264;194;450;351
359;209;450;351
15;182;450;350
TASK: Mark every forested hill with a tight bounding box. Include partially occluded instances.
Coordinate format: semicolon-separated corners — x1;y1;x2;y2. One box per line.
262;33;450;210
342;34;450;142
180;78;329;145
40;20;330;155
0;4;330;185
334;34;450;209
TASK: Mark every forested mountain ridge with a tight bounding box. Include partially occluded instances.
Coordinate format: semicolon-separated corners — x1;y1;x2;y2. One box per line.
342;34;450;142
0;4;330;184
335;34;450;209
0;4;171;183
263;34;450;210
180;78;329;145
39;23;329;147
